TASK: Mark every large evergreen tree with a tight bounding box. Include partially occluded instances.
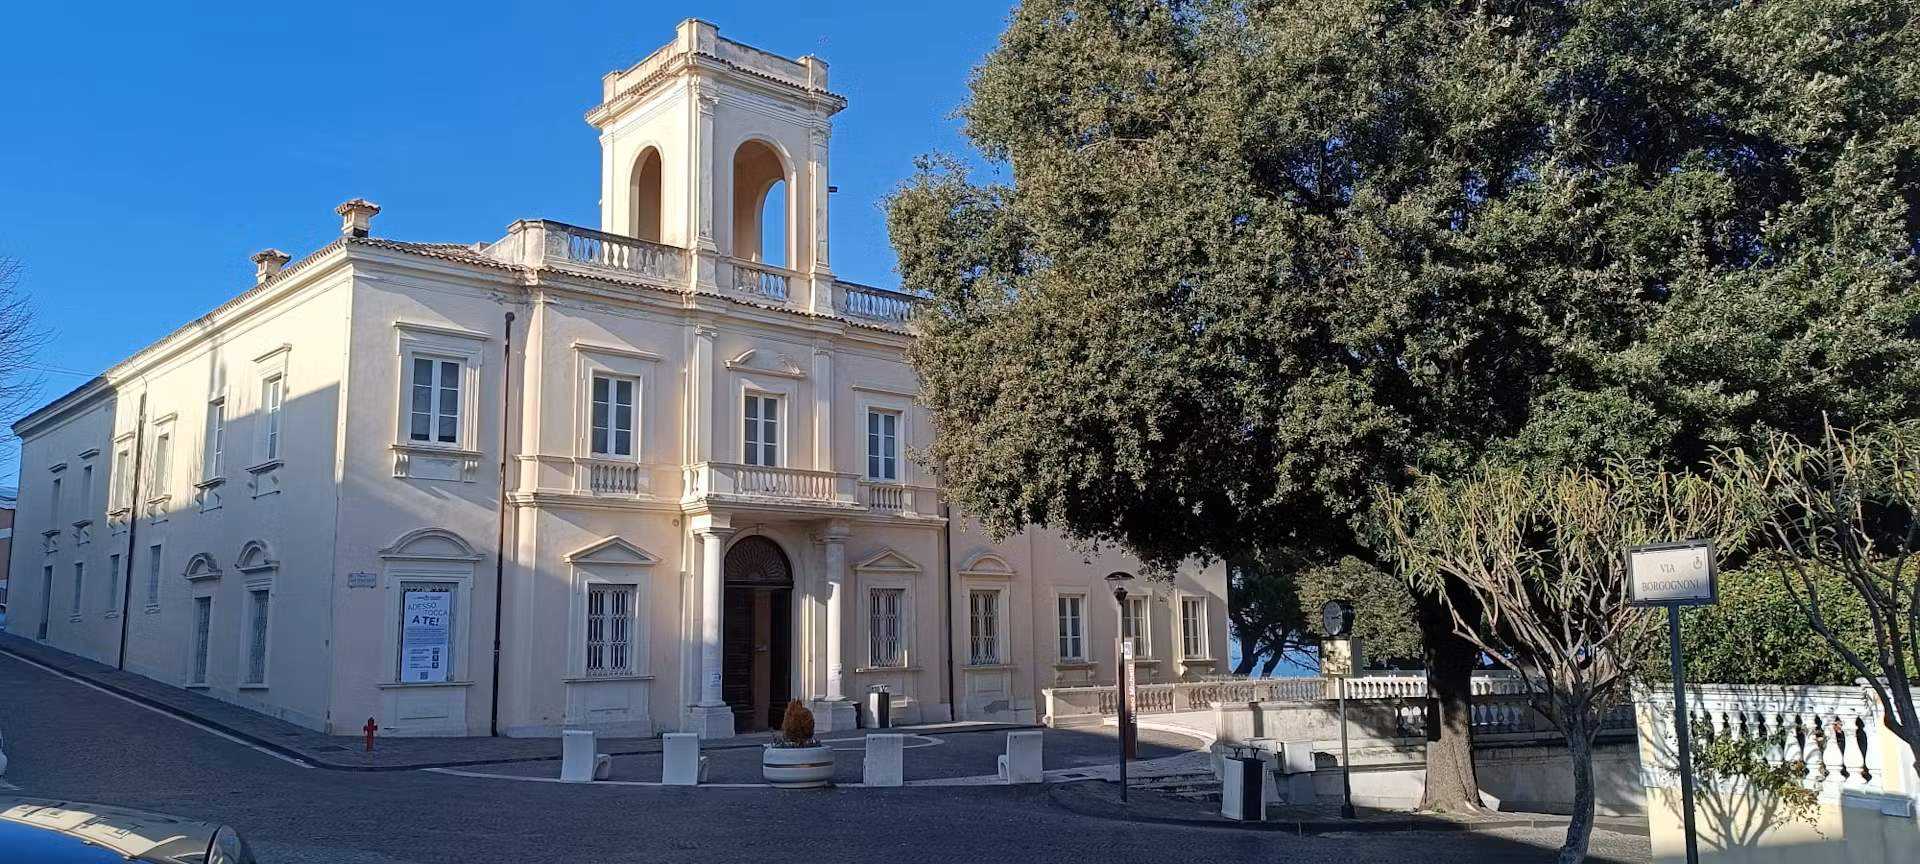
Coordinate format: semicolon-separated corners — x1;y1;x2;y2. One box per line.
888;0;1919;820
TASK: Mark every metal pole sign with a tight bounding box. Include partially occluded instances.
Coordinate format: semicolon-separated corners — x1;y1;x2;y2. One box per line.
1628;540;1718;864
1323;638;1357;819
1320;598;1358;819
1117;638;1134;802
1121;640;1138;759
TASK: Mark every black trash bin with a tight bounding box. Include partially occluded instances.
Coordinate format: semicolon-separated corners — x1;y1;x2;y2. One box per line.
868;685;892;729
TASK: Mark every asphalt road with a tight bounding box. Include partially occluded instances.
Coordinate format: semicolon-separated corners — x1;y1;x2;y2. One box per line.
0;652;1651;863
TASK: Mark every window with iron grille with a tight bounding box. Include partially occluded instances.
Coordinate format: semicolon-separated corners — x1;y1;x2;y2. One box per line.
969;589;1000;665
1181;597;1206;659
246;589;271;684
1057;595;1085;661
585;584;635;677
869;588;904;667
1123;596;1150;657
590;375;637;457
191;597;212;684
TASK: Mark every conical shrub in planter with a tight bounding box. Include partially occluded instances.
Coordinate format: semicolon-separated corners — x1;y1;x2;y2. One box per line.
762;700;833;788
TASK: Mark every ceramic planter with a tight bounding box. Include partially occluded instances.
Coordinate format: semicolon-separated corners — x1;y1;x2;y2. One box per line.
762;744;834;788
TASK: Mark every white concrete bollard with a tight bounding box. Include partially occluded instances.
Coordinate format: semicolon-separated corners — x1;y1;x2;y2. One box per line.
864;734;904;787
998;730;1044;784
560;729;596;783
662;732;702;786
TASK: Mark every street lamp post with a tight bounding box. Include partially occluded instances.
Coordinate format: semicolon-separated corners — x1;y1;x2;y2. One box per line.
1321;599;1358;820
1106;570;1135;804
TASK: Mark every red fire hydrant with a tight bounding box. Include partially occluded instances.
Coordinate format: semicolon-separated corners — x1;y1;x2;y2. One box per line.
363;717;378;752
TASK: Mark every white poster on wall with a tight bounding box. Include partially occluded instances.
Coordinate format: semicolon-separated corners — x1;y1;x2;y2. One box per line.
401;590;452;683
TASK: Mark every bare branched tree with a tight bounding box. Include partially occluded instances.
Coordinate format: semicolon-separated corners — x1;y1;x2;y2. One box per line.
1379;464;1748;864
1717;423;1920;782
0;256;46;477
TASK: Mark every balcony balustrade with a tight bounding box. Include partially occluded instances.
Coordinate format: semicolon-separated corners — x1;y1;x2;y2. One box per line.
581;459;646;497
856;481;911;513
486;222;939;330
682;462;859;509
726;258;795;302
835;281;922;325
488;220;686;284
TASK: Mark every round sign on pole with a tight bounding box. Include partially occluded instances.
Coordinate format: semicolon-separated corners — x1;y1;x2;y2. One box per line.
1320;599;1355;637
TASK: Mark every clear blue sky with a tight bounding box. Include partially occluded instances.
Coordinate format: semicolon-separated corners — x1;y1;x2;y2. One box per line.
0;1;1013;470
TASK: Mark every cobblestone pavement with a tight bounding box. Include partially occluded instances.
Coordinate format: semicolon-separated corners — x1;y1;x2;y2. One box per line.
0;649;1651;863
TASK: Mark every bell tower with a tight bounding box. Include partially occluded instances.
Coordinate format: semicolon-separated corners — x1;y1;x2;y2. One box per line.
588;20;846;312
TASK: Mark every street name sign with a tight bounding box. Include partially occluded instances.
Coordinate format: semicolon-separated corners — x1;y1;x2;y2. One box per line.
1628;540;1718;606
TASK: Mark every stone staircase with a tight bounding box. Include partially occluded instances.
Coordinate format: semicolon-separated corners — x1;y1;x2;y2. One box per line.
1129;768;1224;803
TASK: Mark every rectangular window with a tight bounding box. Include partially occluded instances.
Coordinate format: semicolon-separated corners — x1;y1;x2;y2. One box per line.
407;357;461;445
49;476;62;526
106;553;121;613
70;562;85;613
149;432;172;497
1123;596;1150;657
869;587;904;667
262;375;285;459
191;597;212;685
398;585;455;682
968;589;1001;665
742;394;779;466
246;589;270;685
866;410;899;481
37;565;53;639
590;375;636;458
1057;595;1085;661
1181;597;1206;659
113;448;132;511
146;544;163;606
204;399;226;478
80;465;94;516
584;584;635;677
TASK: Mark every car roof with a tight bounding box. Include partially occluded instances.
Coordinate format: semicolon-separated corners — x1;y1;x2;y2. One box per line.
0;799;217;863
0;816;130;864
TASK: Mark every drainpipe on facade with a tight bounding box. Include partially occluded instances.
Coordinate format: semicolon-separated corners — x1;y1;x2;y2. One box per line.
488;311;515;737
115;391;148;670
941;500;954;720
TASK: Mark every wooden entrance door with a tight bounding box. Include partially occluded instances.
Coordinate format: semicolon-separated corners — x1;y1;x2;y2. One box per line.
721;536;793;732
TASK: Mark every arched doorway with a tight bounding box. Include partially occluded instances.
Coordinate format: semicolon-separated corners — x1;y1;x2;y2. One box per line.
730;139;788;266
722;534;793;732
630;147;663;243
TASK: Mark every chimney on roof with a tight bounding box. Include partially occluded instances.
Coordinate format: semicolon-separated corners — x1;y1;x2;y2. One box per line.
335;198;381;238
250;249;291;284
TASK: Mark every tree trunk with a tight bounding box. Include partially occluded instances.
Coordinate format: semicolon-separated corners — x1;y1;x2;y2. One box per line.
1260;650;1284;677
1233;632;1262;675
1559;723;1597;864
1417;589;1483;812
